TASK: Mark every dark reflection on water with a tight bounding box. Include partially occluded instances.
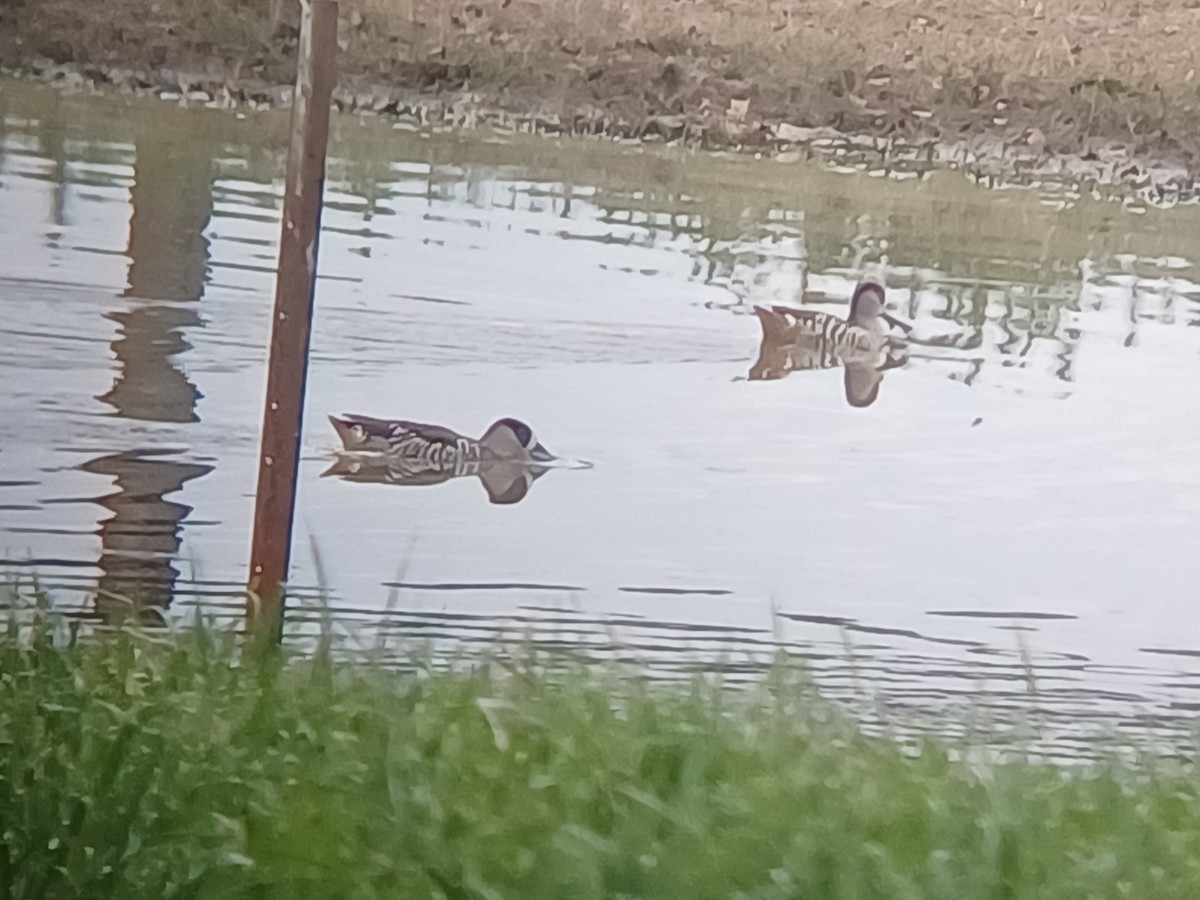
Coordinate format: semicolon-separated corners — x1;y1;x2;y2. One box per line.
896;280;1084;391
92;121;214;624
98;305;203;422
2;80;1200;750
98;126;212;421
37;96;68;230
79;450;213;624
321;453;551;505
66;109;216;622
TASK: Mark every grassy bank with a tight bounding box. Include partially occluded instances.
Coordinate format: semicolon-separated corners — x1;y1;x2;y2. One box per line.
5;0;1200;166
3;588;1200;898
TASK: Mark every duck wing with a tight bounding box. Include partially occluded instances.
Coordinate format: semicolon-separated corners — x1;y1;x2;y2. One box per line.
329;414;462;452
752;305;829;341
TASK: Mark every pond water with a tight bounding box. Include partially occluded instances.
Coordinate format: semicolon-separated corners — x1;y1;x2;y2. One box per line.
2;79;1200;748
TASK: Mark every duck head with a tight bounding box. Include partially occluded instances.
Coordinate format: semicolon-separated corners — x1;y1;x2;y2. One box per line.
480;417;555;462
848;280;887;326
849;280;912;333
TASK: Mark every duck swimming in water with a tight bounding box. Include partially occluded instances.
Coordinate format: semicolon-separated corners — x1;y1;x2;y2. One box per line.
329;415;554;462
748;279;911;407
324;415;556;505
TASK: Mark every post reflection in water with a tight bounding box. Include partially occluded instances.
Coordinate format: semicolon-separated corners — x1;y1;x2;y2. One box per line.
84;127;216;623
36;96;69;230
98;127;212;421
81;451;213;625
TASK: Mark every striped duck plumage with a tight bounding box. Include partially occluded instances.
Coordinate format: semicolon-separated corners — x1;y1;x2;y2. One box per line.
749;279;911;407
324;415;554;505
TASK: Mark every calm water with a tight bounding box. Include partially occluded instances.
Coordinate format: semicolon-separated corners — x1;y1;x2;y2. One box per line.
3;79;1200;747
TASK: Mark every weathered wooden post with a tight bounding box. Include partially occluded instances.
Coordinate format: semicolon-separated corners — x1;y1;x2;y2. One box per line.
246;0;339;638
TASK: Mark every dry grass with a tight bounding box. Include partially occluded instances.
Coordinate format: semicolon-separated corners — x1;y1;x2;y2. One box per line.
353;0;1200;83
5;0;1200;155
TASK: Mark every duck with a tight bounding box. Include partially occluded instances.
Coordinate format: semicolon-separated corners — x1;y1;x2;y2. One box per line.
324;415;555;504
328;415;554;465
748;279;911;407
752;280;910;353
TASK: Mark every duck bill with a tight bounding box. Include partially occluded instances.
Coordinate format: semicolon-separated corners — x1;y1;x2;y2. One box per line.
529;442;555;463
881;312;913;333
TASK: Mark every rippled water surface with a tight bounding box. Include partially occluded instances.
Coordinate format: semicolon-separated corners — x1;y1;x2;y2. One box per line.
3;79;1200;748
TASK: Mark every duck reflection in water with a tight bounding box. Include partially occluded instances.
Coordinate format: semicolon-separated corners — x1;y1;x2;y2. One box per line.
323;415;557;505
748;279;911;407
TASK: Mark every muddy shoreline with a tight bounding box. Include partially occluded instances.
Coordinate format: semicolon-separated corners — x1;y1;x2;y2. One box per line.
4;0;1200;206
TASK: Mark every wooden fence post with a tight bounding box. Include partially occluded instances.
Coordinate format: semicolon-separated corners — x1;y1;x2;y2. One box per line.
246;0;339;638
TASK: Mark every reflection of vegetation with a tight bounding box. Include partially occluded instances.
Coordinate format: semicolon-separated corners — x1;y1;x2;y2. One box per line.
900;281;1084;389
5;594;1200;899
11;78;1200;276
324;126;1197;400
10;75;1193;405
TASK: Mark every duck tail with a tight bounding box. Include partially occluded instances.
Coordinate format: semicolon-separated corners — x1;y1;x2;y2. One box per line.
328;415;361;450
752;305;791;342
320;454;362;477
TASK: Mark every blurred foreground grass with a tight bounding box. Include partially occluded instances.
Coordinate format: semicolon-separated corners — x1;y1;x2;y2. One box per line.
4;583;1200;899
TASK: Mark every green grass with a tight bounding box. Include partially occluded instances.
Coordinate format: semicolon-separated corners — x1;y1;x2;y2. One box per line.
4;585;1200;899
